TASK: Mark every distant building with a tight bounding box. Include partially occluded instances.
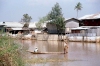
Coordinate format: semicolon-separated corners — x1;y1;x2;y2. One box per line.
65;18;81;33
79;13;100;36
46;18;82;34
46;22;57;34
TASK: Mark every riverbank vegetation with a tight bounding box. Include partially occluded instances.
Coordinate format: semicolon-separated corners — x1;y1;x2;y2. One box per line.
0;35;24;66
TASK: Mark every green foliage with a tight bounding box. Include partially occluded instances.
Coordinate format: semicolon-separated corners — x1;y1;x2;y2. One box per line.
23;22;29;28
0;36;24;66
55;16;65;30
21;14;32;22
21;13;32;28
47;3;62;20
36;16;47;29
75;2;82;18
47;3;65;33
36;3;65;32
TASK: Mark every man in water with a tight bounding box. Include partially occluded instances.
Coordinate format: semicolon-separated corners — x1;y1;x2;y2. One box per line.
64;43;68;54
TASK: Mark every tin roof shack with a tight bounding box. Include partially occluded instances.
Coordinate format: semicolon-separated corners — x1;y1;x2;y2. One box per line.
7;27;31;39
0;22;8;33
46;22;57;34
0;25;5;33
46;22;65;34
9;28;30;35
0;22;24;32
65;18;81;33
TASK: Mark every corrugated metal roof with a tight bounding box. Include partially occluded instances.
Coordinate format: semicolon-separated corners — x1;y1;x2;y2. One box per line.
79;13;100;20
0;22;23;27
0;21;48;28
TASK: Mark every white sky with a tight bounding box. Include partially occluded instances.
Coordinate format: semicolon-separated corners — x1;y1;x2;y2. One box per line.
0;0;100;22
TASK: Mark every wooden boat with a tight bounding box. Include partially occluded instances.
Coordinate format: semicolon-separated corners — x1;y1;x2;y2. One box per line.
30;52;64;54
27;50;68;54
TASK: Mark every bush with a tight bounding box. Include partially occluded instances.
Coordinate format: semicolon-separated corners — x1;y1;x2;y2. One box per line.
0;36;24;66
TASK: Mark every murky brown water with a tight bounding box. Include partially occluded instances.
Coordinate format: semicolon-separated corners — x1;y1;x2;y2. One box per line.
18;40;100;66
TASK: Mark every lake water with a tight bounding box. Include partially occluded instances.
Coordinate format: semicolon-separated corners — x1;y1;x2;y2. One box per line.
18;40;100;66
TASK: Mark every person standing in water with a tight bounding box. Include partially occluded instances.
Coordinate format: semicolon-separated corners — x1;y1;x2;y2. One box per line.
64;43;68;54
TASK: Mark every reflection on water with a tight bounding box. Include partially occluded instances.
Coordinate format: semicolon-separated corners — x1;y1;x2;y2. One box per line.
21;40;65;52
18;40;100;66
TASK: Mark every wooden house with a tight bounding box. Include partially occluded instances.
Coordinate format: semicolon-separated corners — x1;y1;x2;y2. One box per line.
65;18;82;33
46;22;58;34
46;18;82;34
79;13;100;36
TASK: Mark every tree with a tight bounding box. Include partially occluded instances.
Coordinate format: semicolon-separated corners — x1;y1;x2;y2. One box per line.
36;16;47;29
21;14;32;28
75;2;82;18
47;3;65;35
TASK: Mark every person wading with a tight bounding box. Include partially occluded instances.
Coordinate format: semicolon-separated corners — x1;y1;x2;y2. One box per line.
64;43;68;54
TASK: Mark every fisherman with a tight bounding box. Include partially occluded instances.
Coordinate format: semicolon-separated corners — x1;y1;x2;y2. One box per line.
64;43;68;54
34;47;38;53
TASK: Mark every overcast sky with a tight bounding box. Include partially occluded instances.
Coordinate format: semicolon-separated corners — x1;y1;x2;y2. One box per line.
0;0;100;22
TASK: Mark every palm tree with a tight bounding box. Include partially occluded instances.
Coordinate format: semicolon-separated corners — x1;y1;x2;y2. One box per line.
75;2;82;18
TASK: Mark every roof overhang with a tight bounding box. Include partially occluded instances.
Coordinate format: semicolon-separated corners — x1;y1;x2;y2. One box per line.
11;28;30;30
71;27;88;30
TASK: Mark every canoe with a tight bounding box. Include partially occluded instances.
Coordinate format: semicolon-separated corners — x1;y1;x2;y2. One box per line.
30;52;64;54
